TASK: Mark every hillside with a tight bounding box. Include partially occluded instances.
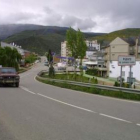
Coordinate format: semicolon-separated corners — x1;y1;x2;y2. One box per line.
0;24;105;40
4;31;65;55
0;24;46;40
91;28;140;44
3;24;105;54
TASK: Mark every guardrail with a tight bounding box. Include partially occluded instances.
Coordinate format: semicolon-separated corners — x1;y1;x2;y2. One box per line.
37;71;140;95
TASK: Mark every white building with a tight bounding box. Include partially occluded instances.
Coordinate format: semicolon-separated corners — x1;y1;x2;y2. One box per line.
61;41;70;57
106;37;140;82
85;40;100;59
109;61;140;82
61;40;100;58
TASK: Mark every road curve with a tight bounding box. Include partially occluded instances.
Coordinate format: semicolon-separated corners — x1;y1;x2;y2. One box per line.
0;62;140;140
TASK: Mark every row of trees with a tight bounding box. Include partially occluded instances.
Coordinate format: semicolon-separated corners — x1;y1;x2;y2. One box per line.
0;46;21;70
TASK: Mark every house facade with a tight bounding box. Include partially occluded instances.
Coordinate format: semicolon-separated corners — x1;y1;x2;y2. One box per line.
102;37;140;82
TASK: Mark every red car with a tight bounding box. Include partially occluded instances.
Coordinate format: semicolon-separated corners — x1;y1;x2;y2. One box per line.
0;67;20;87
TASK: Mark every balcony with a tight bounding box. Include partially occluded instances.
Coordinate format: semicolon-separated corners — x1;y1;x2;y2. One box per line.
97;67;107;71
87;47;98;51
98;61;104;65
97;50;108;56
97;58;104;62
129;50;135;55
101;50;107;54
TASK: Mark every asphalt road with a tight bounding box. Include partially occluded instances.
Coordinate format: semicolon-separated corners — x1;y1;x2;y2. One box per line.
0;61;140;140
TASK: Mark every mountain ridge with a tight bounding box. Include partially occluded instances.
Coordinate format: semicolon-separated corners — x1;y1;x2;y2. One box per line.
1;24;140;55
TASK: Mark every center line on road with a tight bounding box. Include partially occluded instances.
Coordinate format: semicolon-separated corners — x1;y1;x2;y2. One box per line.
99;113;132;123
19;86;136;125
37;93;96;113
20;86;36;95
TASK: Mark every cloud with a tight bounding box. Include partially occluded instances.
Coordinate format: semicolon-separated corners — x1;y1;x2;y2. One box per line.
0;0;140;32
41;7;97;31
0;12;41;24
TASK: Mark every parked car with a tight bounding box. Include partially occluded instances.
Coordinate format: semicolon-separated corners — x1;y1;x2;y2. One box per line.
0;67;20;87
44;61;49;66
58;67;66;70
35;60;39;63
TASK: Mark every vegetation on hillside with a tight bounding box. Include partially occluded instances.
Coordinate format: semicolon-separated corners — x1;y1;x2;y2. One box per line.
91;28;140;44
3;25;140;54
5;33;65;55
3;25;105;55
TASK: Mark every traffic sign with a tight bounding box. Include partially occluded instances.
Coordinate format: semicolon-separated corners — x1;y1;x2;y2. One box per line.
118;56;136;66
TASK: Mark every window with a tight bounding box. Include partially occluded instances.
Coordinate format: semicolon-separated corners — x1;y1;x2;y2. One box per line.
122;71;125;77
112;54;115;56
1;68;16;73
129;72;133;77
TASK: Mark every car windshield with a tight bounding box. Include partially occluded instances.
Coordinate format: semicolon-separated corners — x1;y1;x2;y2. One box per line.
0;68;16;74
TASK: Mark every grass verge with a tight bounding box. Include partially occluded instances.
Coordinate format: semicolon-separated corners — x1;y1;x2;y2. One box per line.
36;77;140;101
41;73;98;84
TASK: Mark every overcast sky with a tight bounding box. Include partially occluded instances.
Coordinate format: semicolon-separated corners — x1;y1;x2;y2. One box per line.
0;0;139;33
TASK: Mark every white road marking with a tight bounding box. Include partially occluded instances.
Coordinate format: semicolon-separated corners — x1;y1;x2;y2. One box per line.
37;93;96;113
100;113;132;123
19;82;137;125
20;86;36;95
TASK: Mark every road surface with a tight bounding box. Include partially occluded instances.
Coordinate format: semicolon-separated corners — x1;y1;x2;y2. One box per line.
0;61;140;140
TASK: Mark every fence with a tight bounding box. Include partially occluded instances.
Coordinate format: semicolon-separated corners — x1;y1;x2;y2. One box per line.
37;71;140;95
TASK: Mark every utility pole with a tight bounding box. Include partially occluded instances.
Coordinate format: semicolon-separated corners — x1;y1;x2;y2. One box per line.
120;66;122;87
129;66;132;88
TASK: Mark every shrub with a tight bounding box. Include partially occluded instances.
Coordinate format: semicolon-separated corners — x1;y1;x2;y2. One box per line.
125;83;130;88
86;69;98;76
49;65;55;78
90;87;100;94
36;77;140;101
114;81;119;87
94;78;98;84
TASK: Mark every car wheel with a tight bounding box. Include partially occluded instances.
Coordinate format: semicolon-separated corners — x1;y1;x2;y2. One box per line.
15;83;19;87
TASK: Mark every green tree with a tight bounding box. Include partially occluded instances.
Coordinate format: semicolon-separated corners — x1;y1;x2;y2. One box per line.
47;49;53;66
66;27;77;59
45;49;55;77
66;28;87;75
25;54;37;64
76;29;87;75
0;46;21;70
